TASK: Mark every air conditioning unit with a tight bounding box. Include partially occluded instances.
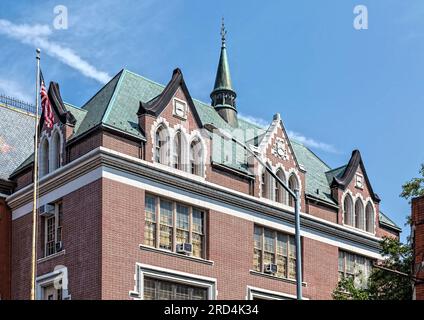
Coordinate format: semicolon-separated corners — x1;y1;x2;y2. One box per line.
176;243;193;255
264;263;278;275
39;204;55;217
55;241;63;252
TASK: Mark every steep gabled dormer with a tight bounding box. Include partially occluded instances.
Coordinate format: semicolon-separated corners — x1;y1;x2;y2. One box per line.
254;113;306;209
137;68;206;177
38;82;76;177
329;150;380;234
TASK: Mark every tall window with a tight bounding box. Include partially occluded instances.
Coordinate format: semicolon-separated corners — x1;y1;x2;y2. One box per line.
51;131;61;171
343;195;353;226
365;202;374;233
253;225;296;280
355;199;365;230
143;277;208;300
159;200;173;250
288;174;299;207
275;169;287;204
155;126;169;165
144;196;156;247
42;201;63;257
173;131;183;170
144;195;206;259
338;251;373;286
40;139;49;177
190;139;203;176
261;168;272;200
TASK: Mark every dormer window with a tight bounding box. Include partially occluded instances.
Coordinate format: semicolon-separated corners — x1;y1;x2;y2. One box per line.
173;98;187;120
355;174;363;189
51;130;62;171
155;125;170;165
39;138;49;177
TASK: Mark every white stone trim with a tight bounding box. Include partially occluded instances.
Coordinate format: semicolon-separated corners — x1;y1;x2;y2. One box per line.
341;190;376;236
246;286;308;300
150;117;171;163
131;263;217;300
10;147;384;260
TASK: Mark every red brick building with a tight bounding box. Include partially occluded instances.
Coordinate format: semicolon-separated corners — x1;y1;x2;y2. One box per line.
0;32;401;300
412;195;424;300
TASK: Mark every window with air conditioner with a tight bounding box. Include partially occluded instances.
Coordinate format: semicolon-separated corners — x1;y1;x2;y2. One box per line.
144;194;206;259
41;201;63;257
253;225;297;280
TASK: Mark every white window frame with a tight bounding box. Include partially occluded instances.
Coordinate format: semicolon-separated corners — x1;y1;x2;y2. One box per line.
130;264;216;300
355;173;364;189
144;194;207;259
44;201;63;257
246;286;307;300
173;98;188;120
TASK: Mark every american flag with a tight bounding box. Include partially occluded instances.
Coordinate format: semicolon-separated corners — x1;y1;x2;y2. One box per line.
40;71;54;129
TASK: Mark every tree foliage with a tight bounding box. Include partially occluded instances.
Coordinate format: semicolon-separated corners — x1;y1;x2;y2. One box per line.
400;163;424;201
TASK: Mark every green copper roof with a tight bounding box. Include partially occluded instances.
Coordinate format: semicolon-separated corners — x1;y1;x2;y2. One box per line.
290;140;336;205
325;165;347;185
212;43;234;93
379;211;402;231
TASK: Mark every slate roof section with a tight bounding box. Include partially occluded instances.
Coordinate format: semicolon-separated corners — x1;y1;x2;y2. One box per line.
0;103;35;181
379;211;402;232
290;140;336;205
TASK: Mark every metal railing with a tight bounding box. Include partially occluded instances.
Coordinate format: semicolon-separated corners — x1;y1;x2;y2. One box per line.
0;94;39;114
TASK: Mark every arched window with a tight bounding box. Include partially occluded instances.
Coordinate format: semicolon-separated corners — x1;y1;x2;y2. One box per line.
261;168;272;199
288;174;299;207
343;194;353;226
51;131;61;171
155;125;169;165
190;138;203;176
355;199;365;230
173;131;182;170
275;169;287;204
365;202;374;233
39;139;49;177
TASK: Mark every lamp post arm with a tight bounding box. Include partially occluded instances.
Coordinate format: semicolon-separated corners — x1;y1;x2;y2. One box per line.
227;135;296;199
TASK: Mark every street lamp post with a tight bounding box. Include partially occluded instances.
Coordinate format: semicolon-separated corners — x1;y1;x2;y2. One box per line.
204;124;303;300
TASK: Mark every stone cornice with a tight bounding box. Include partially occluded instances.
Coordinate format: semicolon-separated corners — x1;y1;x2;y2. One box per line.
7;147;383;252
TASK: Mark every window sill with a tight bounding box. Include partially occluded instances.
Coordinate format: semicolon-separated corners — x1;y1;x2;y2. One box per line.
140;245;214;266
37;250;66;263
249;270;307;287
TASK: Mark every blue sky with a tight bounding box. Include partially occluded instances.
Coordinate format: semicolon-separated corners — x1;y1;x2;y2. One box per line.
0;0;423;241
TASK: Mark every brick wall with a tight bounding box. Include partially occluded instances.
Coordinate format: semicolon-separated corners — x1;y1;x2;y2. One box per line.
15;169;33;191
100;178;340;300
11;179;103;300
0;198;11;299
412;195;424;300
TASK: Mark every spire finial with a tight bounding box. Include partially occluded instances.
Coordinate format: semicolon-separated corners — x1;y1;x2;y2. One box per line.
220;17;227;47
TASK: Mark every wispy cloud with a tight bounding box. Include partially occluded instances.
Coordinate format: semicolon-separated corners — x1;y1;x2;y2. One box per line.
238;113;269;128
287;130;338;154
239;113;338;153
0;78;32;102
0;19;110;84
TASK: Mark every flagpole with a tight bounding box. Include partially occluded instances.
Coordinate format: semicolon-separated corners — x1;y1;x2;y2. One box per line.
30;48;41;300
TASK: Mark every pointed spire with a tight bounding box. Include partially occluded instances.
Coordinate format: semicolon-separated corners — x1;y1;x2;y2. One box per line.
211;18;238;127
213;18;234;93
